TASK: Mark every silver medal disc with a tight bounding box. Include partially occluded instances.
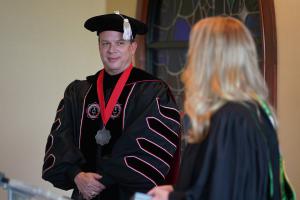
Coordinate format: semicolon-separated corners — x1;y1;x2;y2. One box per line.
95;127;111;146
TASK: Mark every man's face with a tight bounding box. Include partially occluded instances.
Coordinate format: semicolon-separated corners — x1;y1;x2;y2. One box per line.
99;31;137;75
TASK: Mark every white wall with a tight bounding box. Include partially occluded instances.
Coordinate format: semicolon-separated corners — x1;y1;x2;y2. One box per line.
275;0;300;195
0;0;105;198
106;0;137;16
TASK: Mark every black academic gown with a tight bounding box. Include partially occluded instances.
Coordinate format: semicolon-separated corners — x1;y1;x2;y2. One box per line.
42;67;181;200
169;102;281;200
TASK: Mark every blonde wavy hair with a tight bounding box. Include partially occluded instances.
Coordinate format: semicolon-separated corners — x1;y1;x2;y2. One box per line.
182;16;273;143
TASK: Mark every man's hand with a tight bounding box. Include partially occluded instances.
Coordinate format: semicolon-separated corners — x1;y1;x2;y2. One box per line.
74;172;106;200
147;185;173;200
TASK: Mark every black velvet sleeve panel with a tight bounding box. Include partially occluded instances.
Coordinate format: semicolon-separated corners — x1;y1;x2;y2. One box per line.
97;80;181;194
42;80;90;190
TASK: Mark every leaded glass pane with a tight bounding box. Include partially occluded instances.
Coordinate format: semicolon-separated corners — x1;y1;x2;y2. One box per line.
152;48;186;107
147;0;262;110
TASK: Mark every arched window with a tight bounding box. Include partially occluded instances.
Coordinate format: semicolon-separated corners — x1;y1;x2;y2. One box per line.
136;0;277;109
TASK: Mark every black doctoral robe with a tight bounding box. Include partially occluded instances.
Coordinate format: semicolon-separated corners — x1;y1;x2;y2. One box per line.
169;102;282;200
42;67;182;200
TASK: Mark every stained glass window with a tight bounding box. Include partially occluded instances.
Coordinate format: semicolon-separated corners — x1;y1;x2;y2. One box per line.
146;0;263;110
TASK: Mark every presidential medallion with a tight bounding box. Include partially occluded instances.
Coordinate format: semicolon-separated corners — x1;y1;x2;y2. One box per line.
95;127;111;146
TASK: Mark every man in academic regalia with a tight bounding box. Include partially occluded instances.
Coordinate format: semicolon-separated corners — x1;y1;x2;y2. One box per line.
42;11;181;200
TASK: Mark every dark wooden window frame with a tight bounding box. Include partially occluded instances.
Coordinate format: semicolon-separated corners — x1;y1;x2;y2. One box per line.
135;0;277;107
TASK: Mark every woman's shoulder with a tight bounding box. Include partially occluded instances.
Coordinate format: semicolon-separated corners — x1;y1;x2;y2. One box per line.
209;100;275;141
213;101;258;121
208;101;262;139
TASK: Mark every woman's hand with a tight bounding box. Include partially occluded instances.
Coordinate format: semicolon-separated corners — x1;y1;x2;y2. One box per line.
147;185;174;200
74;172;106;200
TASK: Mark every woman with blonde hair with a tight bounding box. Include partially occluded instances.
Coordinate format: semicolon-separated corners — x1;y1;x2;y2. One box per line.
147;16;295;200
